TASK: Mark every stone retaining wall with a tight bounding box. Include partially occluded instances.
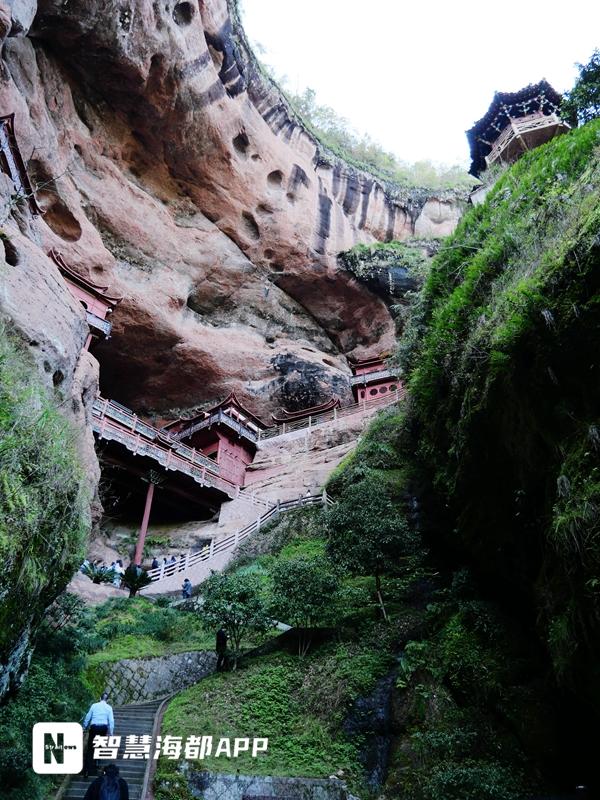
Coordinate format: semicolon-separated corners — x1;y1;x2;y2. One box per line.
188;772;354;800
95;651;216;705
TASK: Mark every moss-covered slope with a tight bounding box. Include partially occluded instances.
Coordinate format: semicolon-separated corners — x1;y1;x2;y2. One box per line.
405;120;600;709
0;330;90;698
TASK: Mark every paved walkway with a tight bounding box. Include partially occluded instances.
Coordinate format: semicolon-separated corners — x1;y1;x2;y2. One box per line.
63;699;162;800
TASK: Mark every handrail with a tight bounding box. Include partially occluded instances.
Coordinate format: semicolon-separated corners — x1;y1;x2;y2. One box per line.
92;398;239;499
257;387;404;442
349;368;396;386
173;409;259;444
146;492;334;583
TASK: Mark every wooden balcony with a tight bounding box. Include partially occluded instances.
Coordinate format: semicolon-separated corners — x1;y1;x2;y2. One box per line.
485;112;570;168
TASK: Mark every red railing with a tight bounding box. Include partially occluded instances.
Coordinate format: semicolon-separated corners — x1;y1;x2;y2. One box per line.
146;492;334;583
257;386;405;442
92;397;239;499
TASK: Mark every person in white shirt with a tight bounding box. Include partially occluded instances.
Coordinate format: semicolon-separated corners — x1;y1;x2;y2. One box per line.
82;692;115;778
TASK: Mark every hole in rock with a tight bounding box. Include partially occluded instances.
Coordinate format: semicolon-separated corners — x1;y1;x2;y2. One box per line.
267;170;283;187
263;248;275;259
251;153;260;161
119;7;132;31
322;358;336;367
257;203;273;215
28;159;83;242
232;131;249;157
286;192;296;204
1;235;19;266
203;209;220;224
242;211;260;241
41;197;83;242
173;1;194;25
73;144;83;157
52;370;65;386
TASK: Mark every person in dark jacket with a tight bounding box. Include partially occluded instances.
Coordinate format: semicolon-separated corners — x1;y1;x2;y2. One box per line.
216;628;228;671
83;763;129;800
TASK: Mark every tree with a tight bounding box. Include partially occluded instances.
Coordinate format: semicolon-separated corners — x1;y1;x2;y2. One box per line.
200;572;271;668
326;478;423;620
121;565;153;597
81;562;115;586
269;556;339;656
562;49;600;125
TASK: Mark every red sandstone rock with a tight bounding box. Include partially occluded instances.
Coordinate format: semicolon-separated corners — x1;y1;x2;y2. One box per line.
1;0;463;420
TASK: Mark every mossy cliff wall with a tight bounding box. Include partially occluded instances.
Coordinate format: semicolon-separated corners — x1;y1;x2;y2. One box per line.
0;332;93;699
405;120;600;708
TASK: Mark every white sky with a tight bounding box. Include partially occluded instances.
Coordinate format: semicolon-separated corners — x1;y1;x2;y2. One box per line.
241;1;600;167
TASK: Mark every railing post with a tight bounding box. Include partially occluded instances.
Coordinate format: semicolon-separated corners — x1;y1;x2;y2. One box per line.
308;415;312;432
322;489;327;507
209;538;215;559
282;422;286;434
159;562;165;581
257;514;261;532
333;406;337;421
185;551;191;570
131;414;137;433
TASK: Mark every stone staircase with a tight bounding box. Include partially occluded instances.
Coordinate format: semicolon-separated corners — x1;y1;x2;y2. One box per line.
63;699;162;800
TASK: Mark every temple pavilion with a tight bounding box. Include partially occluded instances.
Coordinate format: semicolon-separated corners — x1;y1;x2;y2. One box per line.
349;355;401;403
163;392;268;487
49;249;121;350
466;80;570;177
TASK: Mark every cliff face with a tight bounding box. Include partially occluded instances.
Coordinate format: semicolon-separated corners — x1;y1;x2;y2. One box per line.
2;0;463;422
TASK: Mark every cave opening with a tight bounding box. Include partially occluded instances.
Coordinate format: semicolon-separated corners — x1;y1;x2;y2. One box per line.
173;1;195;26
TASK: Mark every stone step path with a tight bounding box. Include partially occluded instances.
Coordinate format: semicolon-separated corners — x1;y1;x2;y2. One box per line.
63;699;163;800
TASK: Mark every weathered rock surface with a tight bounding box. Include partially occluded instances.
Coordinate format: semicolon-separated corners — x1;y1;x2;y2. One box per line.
1;0;463;422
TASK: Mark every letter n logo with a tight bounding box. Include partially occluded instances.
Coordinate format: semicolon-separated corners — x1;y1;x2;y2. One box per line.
44;732;64;764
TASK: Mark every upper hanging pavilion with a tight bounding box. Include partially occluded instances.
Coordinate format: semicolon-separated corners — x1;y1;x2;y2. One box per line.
466;80;570;177
163;392;269;487
49;248;121;350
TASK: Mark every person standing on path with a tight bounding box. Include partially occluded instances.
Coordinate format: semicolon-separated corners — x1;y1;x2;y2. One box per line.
83;763;129;800
82;692;115;778
216;628;228;671
182;578;192;599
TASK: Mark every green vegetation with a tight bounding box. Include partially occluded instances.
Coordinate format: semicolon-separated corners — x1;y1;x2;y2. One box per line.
0;598;93;800
404;119;600;699
0;326;90;696
85;597;214;667
562;48;600;125
121;564;153;596
201;572;272;667
269;556;339;655
283;87;474;190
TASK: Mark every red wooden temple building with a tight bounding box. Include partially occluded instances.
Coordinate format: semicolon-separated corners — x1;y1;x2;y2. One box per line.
349;355;401;403
466;80;569;178
163;392;268;487
49;249;121;350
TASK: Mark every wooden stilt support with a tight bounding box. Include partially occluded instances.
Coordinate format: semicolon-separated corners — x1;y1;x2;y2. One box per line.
134;481;155;565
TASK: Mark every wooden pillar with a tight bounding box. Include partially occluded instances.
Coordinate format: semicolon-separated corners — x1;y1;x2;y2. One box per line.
134;481;155;565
